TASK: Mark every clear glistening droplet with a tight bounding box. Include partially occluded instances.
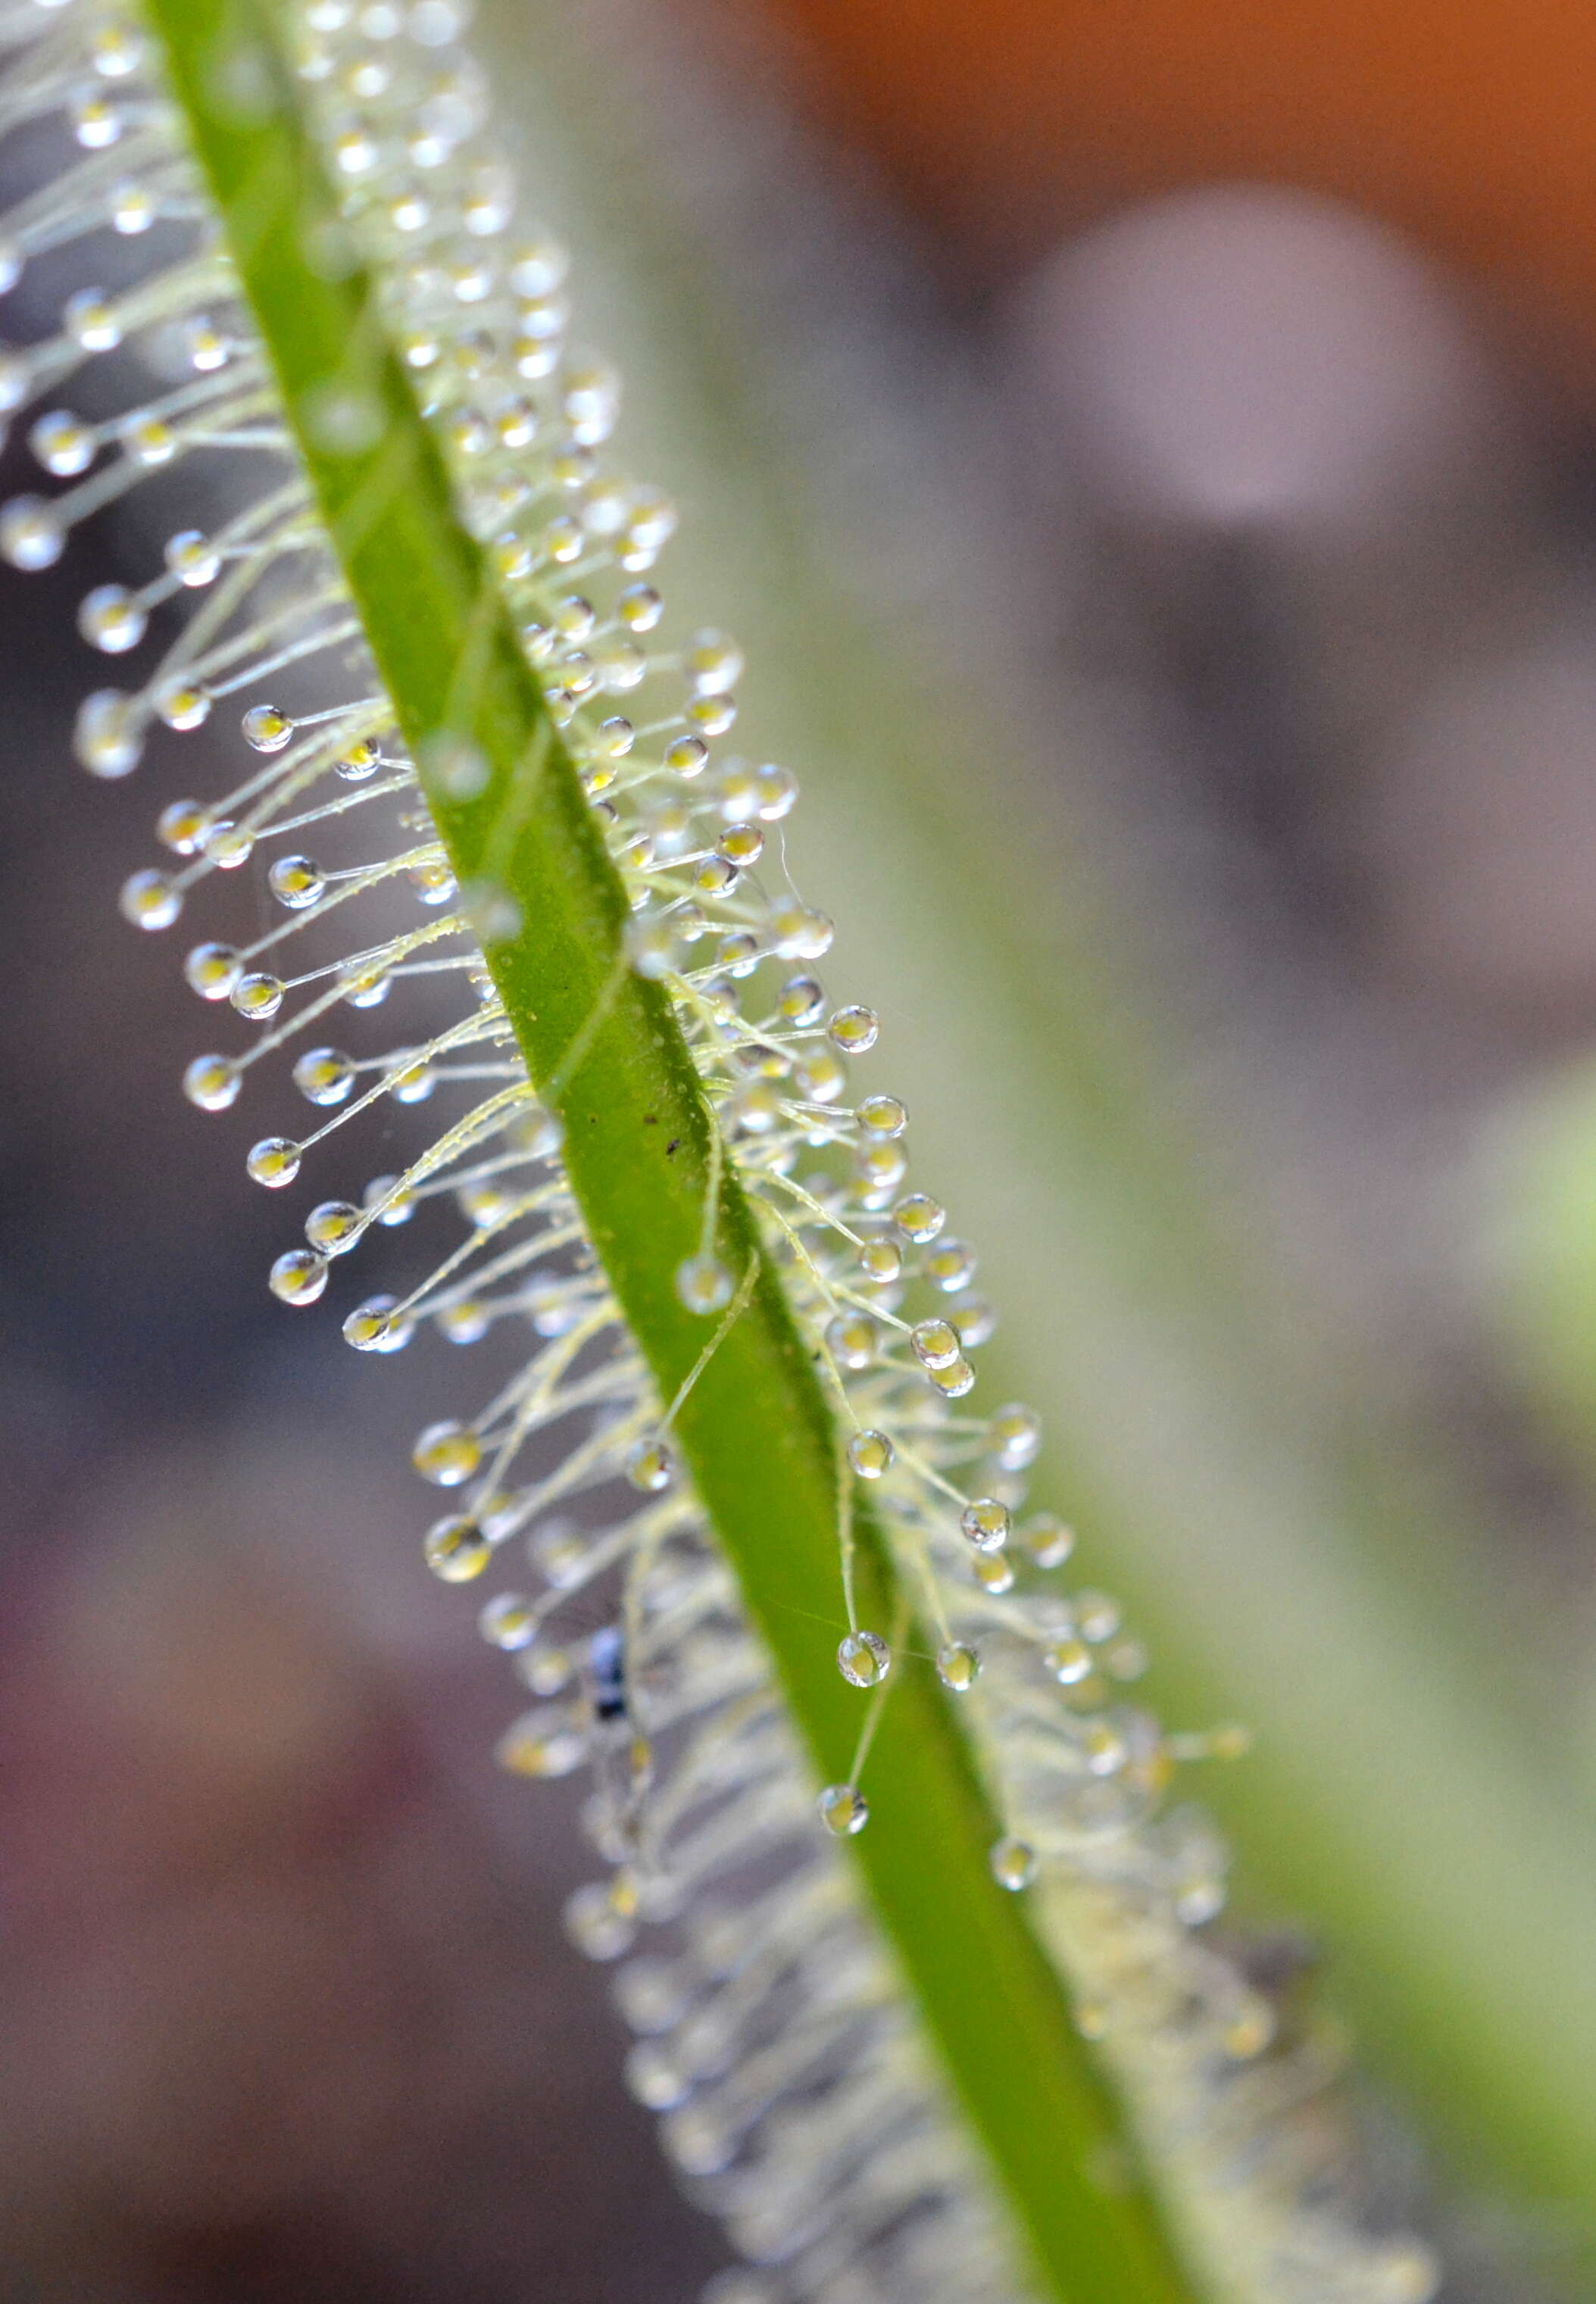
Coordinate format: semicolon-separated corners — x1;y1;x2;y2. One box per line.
836;1631;890;1689
817;1784;869;1838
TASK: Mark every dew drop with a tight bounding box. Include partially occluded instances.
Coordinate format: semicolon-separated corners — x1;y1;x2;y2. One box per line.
675;1253;732;1316
778;975;826;1026
164;529;220;586
438;1296;489;1344
479;1592;536;1651
204;822;254;869
824;1313;876;1371
626;1437;673;1493
424;1513;490;1581
1045;1637;1093;1687
342;965;389;1008
1023;1513;1076;1570
75;688;142;776
990;1837;1036;1892
343;1293;414;1351
242;701;293;752
973;1551;1015;1594
292;1046;354;1105
30;410;95;476
412;1419;481;1486
0;490;63;567
847;1428;893;1481
936;1642;980;1693
336;738;381;780
268;854;326;907
246;1136;301;1188
64;288;120;350
771;905;833;961
793;1047;845;1104
836;1630;891;1689
857;1238;902;1285
926;1238;976;1292
960;1497;1011;1553
893;1191;945;1244
929;1356;976;1398
857;1093;907;1138
158;801;212;855
817;1783;869;1837
497;1707;587;1779
563;1878;636;1959
664;735;707;779
683;626;742;697
910;1319;960;1371
232;971;284;1019
388;1055;434;1104
305;1199;361;1253
989;1403;1042;1469
183;1054;240;1111
363;1175;414;1225
118;868;180;930
183;944;239;1000
269;1248;327;1306
951;1297;997;1348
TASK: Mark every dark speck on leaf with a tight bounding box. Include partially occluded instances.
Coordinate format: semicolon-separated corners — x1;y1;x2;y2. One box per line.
666;1138;680;1157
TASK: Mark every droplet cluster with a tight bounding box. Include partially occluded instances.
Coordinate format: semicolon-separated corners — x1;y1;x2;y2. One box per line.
0;4;1440;2301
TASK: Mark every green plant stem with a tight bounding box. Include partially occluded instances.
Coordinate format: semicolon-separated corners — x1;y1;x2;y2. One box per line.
474;30;1596;2256
139;2;1202;2297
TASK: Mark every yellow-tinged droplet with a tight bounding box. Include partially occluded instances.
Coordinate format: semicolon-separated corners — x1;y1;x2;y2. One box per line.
119;868;180;930
626;1437;673;1493
246;1137;300;1188
478;1592;536;1650
911;1319;960;1370
817;1784;869;1837
242;701;292;752
892;1191;945;1244
675;1254;732;1315
305;1200;361;1254
990;1837;1035;1892
989;1402;1042;1469
498;1706;586;1778
1023;1513;1075;1569
233;971;283;1019
960;1497;1010;1553
847;1429;893;1481
857;1238;902;1285
413;1419;481;1486
424;1514;490;1582
828;1004;878;1053
158;800;211;854
1045;1637;1093;1686
183;1054;239;1112
836;1631;890;1689
268;1249;327;1306
857;1093;907;1138
825;1313;876;1371
1223;2001;1276;2060
929;1356;976;1398
936;1642;979;1693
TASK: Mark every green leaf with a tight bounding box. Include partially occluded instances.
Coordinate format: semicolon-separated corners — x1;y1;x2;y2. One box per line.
138;2;1202;2296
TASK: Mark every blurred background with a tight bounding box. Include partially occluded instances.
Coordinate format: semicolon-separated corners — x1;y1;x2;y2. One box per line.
5;0;1596;2295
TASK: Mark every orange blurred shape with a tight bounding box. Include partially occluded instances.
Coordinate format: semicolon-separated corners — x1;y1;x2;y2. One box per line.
765;0;1596;368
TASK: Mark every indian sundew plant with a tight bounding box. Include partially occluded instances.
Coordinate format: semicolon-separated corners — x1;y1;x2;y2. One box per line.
0;2;1449;2299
